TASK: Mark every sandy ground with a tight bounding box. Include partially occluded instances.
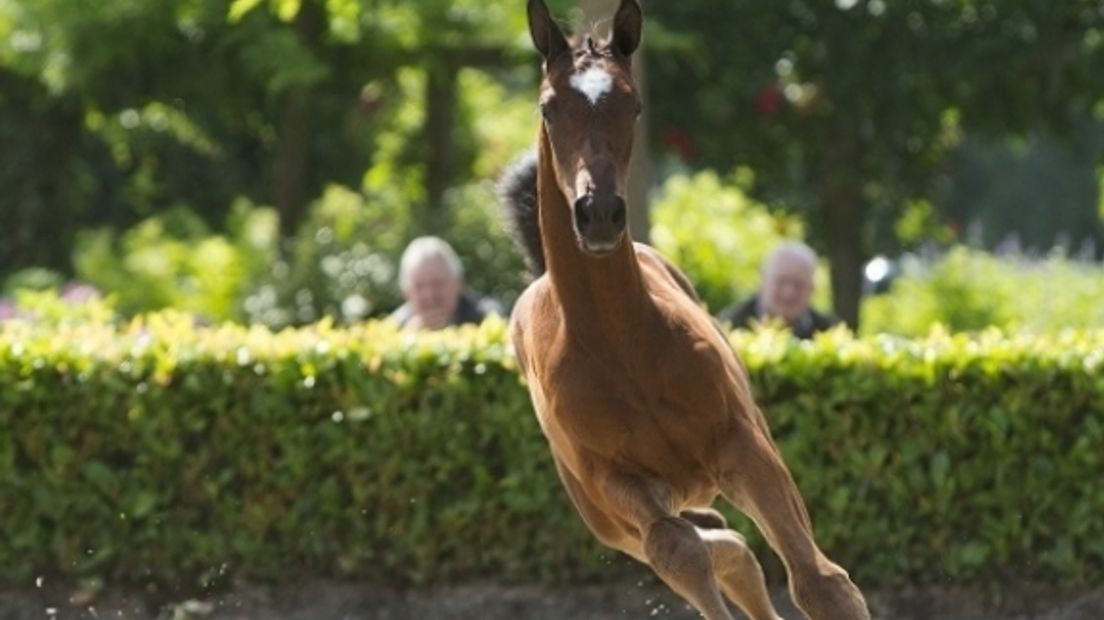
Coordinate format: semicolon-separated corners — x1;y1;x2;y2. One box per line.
2;581;1102;620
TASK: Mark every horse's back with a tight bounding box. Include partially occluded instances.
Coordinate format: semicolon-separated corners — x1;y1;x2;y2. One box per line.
633;243;702;305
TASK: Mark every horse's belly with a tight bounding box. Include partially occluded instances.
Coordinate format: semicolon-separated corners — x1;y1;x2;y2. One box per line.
536;386;720;501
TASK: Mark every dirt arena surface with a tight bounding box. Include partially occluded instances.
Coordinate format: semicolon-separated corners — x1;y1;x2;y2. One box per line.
2;580;1102;620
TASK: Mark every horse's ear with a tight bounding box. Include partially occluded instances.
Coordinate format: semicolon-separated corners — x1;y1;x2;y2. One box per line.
611;0;642;57
528;0;569;61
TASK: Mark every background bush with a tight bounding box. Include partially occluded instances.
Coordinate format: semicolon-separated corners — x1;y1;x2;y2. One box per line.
862;246;1104;336
650;170;837;314
2;315;1102;594
651;170;808;313
67;181;529;327
74;204;277;322
48;167;1104;335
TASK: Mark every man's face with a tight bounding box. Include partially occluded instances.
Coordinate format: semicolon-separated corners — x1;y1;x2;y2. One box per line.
404;258;462;329
761;254;814;324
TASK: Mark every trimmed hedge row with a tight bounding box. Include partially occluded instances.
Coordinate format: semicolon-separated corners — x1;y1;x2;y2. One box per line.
1;315;1103;592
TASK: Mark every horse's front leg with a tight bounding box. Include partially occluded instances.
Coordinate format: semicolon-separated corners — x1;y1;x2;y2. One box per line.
717;427;871;620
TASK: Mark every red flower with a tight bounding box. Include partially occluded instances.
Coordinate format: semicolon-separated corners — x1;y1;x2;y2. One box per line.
756;83;783;118
661;128;696;161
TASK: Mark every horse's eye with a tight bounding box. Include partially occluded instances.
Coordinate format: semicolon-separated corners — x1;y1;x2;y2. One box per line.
540;101;553;122
634;102;644;118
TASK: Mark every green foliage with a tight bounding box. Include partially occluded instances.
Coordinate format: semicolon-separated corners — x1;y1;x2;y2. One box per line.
737;326;1104;588
0;315;600;591
650;170;825;313
359;63;536;226
361;67;431;211
440;181;531;309
2;316;1103;592
862;247;1104;336
894;199;956;249
0;0;536;279
243;180;527;327
1099;166;1104;222
74;205;278;321
2;268;64;295
72;179;529;326
646;1;1104;324
254;185;410;326
648;1;1104;179
938;125;1104;253
0;67;110;276
7;289;117;326
459;67;535;182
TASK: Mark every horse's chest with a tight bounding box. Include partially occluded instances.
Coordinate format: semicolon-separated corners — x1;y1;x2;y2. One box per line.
530;349;643;445
529;334;730;459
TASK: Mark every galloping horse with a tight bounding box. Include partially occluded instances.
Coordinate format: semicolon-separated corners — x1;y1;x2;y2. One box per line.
502;2;872;618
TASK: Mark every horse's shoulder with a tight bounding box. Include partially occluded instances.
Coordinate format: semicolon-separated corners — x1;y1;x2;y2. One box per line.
509;276;555;370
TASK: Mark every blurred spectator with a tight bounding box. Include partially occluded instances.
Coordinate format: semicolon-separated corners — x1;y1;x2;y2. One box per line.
718;241;838;339
389;236;503;330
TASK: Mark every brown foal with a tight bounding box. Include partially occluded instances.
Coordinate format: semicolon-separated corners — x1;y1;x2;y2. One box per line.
505;2;872;618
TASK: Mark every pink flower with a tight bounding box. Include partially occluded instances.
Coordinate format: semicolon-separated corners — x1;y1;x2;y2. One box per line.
0;299;17;321
60;283;101;304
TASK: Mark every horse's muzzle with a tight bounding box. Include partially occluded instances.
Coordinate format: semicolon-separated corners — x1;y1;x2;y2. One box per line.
574;194;627;256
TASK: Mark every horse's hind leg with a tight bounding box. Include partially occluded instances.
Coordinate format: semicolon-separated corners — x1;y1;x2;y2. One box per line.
718;435;871;620
681;508;781;620
595;474;735;620
698;526;783;620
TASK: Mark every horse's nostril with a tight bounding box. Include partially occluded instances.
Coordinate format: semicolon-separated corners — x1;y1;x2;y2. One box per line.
574;198;592;230
611;202;626;227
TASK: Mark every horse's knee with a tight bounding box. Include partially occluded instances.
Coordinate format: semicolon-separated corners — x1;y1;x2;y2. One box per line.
643;516;714;579
791;564;870;620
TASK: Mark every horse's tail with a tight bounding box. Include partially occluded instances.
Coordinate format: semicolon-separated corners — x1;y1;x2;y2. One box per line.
497;149;545;276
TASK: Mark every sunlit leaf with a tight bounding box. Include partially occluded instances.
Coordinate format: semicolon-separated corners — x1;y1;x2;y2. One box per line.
228;0;264;23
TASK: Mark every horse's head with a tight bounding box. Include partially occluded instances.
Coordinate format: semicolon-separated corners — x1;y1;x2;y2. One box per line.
528;0;643;257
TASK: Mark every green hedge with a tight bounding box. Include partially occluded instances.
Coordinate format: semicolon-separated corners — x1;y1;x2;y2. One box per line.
2;315;1103;593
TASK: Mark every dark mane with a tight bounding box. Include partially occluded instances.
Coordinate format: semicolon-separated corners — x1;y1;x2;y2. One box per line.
497;149;543;276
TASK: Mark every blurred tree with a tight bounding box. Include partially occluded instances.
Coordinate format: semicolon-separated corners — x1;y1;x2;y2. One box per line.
0;67;117;274
0;0;533;274
646;0;1104;327
939;119;1104;252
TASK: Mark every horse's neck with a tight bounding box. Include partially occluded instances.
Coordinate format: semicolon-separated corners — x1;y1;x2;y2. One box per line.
537;131;648;343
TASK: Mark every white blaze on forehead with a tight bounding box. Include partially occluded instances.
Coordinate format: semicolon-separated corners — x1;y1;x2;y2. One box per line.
570;66;613;105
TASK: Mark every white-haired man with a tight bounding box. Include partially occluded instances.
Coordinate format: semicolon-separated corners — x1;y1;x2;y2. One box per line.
718;241;839;339
389;236;503;331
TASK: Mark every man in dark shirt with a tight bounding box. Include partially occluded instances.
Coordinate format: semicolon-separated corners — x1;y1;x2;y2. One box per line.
389;236;503;330
718;241;839;339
